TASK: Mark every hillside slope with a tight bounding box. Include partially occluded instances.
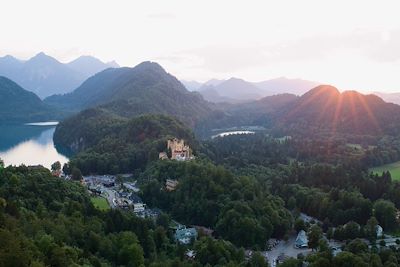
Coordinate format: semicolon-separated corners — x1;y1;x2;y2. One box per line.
275;85;400;136
0;76;64;122
55;113;196;174
46;61;212;126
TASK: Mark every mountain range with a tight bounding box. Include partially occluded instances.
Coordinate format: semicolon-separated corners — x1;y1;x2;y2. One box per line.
182;77;320;103
0;52;119;98
221;85;400;137
2;56;400;141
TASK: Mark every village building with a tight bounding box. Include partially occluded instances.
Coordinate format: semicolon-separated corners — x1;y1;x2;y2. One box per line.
295;230;308;248
376;225;384;238
133;203;146;213
166;179;179;191
158;152;168;160
175;227;198;245
185;250;196;260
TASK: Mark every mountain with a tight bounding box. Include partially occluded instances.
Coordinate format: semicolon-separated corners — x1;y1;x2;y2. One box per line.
373;92;400;105
254;77;319;96
67;55;119;77
46;61;212;126
0;53;118;98
204;78;225;87
193;77;319;103
0;55;24;77
181;80;203;91
0;76;64;122
231;93;298;115
275;85;400;136
196;85;238;103
198;78;264;102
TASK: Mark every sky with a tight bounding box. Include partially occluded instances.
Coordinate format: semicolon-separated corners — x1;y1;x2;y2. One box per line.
1;0;400;92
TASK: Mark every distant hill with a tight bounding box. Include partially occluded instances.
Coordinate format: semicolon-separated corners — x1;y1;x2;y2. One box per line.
274;85;400;136
196;85;239;103
67;55;119;78
0;53;118;98
46;61;212;127
254;77;319;96
181;80;203;91
0;76;64;122
373;92;400;105
199;85;400;138
198;78;264;102
191;77;319;103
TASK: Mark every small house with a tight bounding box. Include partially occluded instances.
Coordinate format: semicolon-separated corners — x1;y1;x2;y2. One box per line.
166;179;179;191
175;227;198;245
295;230;308;248
376;225;383;238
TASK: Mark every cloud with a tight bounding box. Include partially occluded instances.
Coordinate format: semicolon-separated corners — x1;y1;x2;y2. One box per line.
146;13;176;20
169;29;400;74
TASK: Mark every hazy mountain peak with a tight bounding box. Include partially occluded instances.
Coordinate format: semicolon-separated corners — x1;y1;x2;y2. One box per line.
67;55;120;80
0;53;120;98
204;78;225;86
106;60;119;68
135;61;163;68
305;84;340;96
28;52;60;65
1;55;18;61
0;55;22;65
180;80;203;91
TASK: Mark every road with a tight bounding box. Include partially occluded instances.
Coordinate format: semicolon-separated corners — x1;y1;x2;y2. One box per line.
103;187;117;209
265;235;312;266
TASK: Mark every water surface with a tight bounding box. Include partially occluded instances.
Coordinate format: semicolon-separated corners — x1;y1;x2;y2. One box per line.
212;130;255;139
0;123;68;169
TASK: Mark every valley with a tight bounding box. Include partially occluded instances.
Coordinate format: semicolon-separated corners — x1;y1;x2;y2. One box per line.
2;59;400;266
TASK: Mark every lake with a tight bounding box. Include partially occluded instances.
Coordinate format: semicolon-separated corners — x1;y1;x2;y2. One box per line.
211;130;255;139
0;123;69;169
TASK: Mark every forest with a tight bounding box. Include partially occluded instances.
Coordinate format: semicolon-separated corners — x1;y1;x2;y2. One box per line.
5;112;400;266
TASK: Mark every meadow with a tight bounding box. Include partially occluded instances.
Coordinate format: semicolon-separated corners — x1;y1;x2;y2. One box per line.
370;161;400;181
90;196;110;211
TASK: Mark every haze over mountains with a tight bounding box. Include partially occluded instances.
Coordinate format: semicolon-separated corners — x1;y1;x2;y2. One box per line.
182;77;320;103
0;52;119;98
2;56;400;139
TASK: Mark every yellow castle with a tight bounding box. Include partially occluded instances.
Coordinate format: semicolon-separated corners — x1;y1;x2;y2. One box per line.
159;138;193;160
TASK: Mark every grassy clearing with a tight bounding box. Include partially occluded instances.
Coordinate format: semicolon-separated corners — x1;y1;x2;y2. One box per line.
90;196;110;211
370;161;400;181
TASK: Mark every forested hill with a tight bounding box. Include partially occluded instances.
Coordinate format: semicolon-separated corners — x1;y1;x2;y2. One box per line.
0;76;65;123
45;61;212;126
54;112;196;174
272;85;400;136
209;85;400;138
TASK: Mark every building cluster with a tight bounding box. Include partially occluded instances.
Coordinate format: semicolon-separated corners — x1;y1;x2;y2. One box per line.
174;226;198;245
159;138;194;161
84;175;160;219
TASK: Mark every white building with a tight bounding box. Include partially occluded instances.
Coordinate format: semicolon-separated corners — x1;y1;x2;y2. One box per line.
133;203;146;213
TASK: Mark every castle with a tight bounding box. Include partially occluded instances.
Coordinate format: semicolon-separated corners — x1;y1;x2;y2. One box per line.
159;138;193;161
